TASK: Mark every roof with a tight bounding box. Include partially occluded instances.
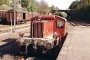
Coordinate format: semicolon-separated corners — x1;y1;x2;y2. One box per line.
7;9;28;13
31;15;55;20
31;15;67;21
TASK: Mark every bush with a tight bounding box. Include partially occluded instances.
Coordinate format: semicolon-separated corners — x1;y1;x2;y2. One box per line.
72;5;90;22
0;6;12;10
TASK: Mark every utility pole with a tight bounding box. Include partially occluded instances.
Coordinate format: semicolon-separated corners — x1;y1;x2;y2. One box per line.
11;19;12;33
80;0;82;5
20;0;21;6
14;0;16;33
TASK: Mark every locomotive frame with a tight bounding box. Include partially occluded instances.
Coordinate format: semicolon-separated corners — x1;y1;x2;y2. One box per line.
16;14;67;56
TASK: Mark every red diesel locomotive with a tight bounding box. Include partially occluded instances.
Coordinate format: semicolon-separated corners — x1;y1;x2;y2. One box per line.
16;14;67;55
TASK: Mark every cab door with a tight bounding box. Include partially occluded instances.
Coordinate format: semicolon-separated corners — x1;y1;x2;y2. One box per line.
53;18;65;38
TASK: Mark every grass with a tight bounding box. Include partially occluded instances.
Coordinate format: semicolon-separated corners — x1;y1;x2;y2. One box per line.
0;6;12;10
0;6;28;11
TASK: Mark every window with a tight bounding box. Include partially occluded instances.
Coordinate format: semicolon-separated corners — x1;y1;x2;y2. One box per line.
56;20;64;28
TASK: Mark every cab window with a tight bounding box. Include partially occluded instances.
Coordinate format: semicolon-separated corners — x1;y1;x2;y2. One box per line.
56;20;64;28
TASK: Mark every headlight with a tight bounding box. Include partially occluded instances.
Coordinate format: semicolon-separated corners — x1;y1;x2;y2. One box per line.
15;39;24;47
45;42;53;50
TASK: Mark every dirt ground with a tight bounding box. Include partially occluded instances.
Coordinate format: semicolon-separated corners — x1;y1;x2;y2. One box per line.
57;21;90;60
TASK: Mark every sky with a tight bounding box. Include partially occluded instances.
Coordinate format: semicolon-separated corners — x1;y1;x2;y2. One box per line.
37;0;76;9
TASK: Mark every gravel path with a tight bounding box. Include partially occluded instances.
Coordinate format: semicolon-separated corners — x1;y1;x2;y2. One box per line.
57;21;90;60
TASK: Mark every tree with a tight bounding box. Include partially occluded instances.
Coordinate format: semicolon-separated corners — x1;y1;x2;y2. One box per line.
0;0;10;6
69;1;79;9
4;0;10;6
70;0;90;22
50;5;56;10
27;0;37;12
55;6;60;10
11;0;21;9
37;0;49;14
21;0;37;12
82;0;90;5
21;0;30;8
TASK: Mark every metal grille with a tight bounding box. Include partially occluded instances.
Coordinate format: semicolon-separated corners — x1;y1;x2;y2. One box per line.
33;23;43;38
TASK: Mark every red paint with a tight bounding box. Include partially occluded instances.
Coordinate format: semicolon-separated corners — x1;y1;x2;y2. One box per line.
53;17;66;38
31;15;67;39
43;21;53;38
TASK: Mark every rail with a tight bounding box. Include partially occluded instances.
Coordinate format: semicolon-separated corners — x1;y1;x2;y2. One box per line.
0;27;30;41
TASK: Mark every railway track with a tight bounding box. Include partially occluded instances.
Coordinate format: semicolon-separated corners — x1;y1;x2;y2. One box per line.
0;23;30;34
0;41;58;60
0;27;30;41
0;21;30;42
0;29;58;60
0;40;57;60
0;21;30;47
0;27;59;60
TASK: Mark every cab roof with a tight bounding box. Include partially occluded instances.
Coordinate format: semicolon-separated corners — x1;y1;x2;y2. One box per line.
31;15;55;20
31;15;67;21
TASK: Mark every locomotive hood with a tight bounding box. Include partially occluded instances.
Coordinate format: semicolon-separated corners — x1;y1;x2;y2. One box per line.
16;14;67;54
31;15;55;21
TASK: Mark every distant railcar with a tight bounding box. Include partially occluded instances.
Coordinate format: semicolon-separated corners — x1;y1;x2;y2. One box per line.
5;9;38;24
25;12;38;21
6;9;26;24
0;9;38;24
0;10;7;23
16;14;67;56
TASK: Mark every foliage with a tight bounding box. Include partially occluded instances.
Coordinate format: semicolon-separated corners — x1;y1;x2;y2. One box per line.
0;6;12;10
21;0;30;8
0;0;10;6
69;0;90;22
54;11;61;16
11;0;23;10
49;5;60;10
27;0;37;12
0;0;59;14
54;11;67;18
50;5;56;10
69;1;79;9
36;0;49;14
12;0;19;4
55;6;60;10
60;12;67;18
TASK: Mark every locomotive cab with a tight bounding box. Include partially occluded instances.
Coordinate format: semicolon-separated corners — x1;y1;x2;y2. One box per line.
16;15;67;55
